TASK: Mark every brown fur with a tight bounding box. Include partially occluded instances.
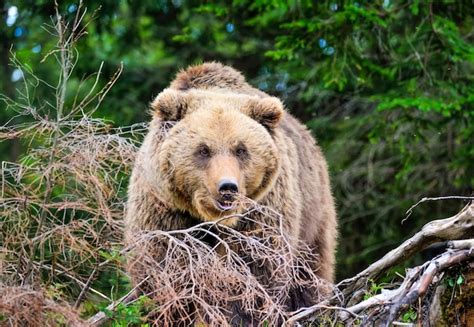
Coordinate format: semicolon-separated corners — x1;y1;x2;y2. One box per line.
125;62;338;321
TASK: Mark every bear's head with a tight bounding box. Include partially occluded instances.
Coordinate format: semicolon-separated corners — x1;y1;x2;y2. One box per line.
149;88;284;226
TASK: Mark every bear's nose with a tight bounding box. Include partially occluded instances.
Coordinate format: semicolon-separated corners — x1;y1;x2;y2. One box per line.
218;179;239;194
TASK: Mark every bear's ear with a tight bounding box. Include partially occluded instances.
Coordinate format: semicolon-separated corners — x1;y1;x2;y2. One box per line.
243;97;284;130
151;89;189;121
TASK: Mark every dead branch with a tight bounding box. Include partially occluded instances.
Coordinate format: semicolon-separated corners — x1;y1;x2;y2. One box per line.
338;203;474;305
384;248;471;325
285;303;362;326
448;238;474;250
339;246;472;325
404;196;474;222
285;203;473;325
124;197;330;326
286;241;473;326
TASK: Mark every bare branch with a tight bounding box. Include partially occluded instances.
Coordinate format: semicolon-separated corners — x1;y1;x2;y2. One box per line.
338;203;474;305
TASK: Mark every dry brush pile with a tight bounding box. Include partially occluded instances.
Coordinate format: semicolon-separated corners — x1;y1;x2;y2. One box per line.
1;4;473;327
122;197;330;326
0;4;137;325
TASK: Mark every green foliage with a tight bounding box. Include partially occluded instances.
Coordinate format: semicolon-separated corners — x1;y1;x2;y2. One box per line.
446;273;465;288
362;279;385;300
401;307;417;323
101;296;152;327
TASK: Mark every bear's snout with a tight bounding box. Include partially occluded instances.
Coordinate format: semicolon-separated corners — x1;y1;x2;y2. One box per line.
215;179;239;212
208;154;242;196
218;179;239;194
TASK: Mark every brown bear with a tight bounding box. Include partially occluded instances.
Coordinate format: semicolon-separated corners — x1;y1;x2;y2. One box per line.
124;62;337;324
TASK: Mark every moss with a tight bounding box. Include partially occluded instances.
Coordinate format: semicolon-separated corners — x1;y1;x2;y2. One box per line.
441;263;474;326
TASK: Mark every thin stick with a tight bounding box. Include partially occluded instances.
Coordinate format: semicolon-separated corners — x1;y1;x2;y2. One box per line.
403;196;474;223
74;266;97;309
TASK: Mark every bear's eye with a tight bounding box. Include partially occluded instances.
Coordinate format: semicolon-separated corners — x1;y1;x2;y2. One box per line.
235;145;248;159
198;145;211;158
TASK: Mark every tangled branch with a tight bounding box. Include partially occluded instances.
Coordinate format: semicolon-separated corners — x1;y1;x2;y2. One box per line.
286;202;474;326
124;197;330;326
338;202;474;306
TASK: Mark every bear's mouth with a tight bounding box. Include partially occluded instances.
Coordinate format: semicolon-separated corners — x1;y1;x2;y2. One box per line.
214;190;239;212
215;198;237;212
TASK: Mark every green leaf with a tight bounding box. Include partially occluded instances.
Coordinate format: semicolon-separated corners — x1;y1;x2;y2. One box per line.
448;278;455;288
